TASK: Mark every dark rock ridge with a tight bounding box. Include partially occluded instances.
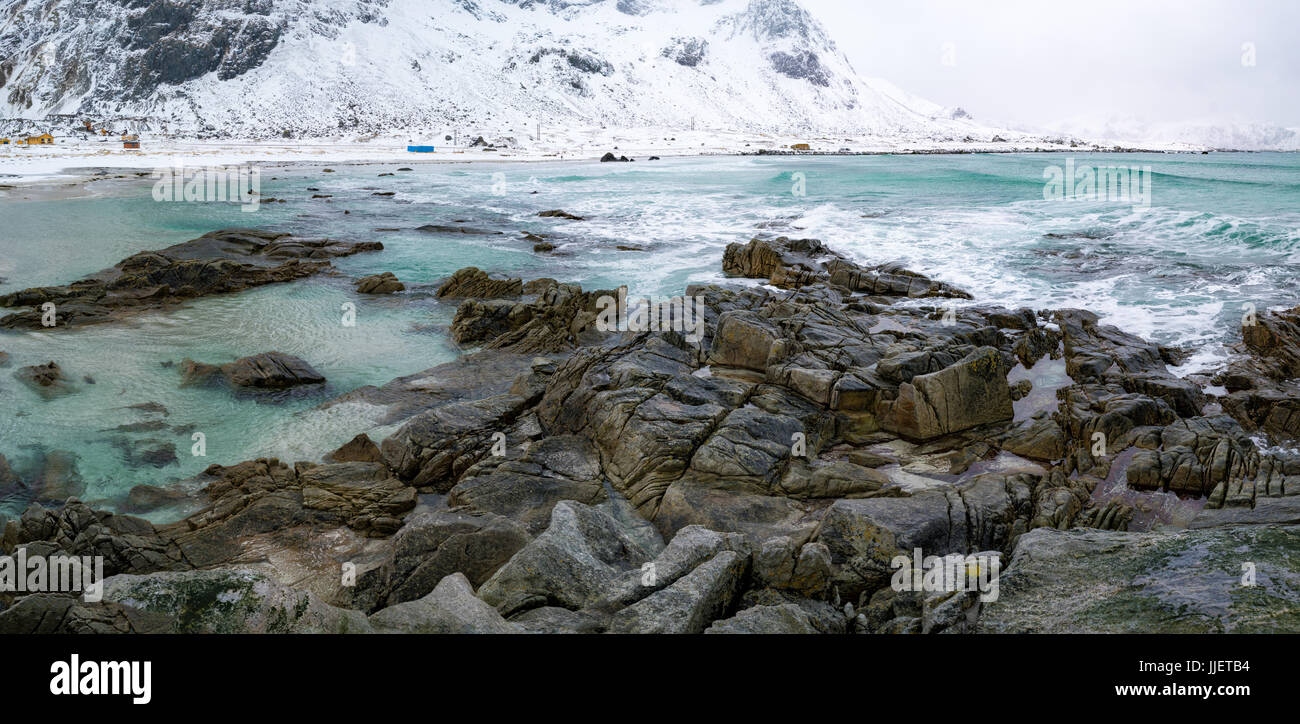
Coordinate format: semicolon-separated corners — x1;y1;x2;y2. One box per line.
1213;305;1300;444
722;236;972;299
181;352;326;390
5;234;1300;633
0;229;382;329
355;272;405;294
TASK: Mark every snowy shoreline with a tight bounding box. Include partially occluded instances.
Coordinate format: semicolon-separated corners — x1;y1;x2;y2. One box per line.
2;123;1253;190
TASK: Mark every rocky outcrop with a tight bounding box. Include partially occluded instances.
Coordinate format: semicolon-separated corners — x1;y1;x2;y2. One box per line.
0;229;382;329
876;347;1014;440
181;352;326;390
450;279;618;352
436;267;523;299
369;573;520;634
1214;305;1300;445
355;272;405;294
6;231;1298;635
722;236;971;299
328;433;384;463
97;569;371;634
354;509;530;612
477;501;658;615
537;209;584;220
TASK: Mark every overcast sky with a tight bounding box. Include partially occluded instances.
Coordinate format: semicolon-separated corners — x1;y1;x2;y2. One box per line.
804;0;1300;130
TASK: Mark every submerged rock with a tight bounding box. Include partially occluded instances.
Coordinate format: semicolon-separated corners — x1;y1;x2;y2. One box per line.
537;209;584;220
13;361;75;397
181;352;325;390
0;229;382;330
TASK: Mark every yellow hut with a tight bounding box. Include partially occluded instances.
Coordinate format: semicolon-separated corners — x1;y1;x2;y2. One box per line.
26;133;54;145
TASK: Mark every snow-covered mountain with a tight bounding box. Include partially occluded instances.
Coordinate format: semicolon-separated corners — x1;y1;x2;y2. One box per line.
1040;116;1300;153
0;0;1001;140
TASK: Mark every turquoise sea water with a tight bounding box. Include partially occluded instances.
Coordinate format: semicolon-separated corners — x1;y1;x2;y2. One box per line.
1;152;1298;516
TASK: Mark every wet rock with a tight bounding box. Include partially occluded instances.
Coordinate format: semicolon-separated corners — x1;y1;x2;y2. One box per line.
29;450;85;501
1242;304;1300;380
14;361;75;397
818;473;1035;601
450;298;530;346
182;352;325;389
125;484;187;513
999;414;1065;461
224;352;325;389
138;443;179;468
877;347;1014;440
436;267;523;299
415;224;502;236
6;499;189;575
382;392;538;491
537;209;585;220
0;229;382;329
722;236;970;298
355;272;405;294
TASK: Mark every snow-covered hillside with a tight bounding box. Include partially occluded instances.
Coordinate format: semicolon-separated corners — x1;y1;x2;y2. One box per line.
0;0;1013;141
1040;116;1300;153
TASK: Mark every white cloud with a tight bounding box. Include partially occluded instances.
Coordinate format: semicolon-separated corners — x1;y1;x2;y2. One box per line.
805;0;1300;130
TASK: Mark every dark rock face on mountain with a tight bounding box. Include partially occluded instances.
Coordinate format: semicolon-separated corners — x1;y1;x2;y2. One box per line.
5;231;1300;634
0;0;386;115
768;50;830;86
3;0;926;139
661;36;708;67
0;229;382;329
